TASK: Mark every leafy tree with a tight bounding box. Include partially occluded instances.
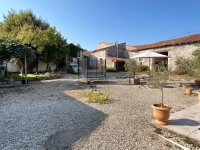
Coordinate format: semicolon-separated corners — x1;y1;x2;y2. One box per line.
0;9;69;72
67;43;82;58
0;38;35;74
124;59;138;78
148;64;171;107
36;27;68;71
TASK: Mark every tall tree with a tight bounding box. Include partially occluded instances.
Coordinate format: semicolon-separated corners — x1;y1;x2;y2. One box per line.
0;38;35;74
0;9;69;72
36;27;68;71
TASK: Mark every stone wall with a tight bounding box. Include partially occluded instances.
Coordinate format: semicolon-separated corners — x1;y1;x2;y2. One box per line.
129;43;200;70
93;43;127;59
106;57;115;69
106;43;126;58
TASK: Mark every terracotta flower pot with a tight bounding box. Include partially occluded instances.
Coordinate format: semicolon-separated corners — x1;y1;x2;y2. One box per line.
195;80;200;87
186;88;193;95
197;91;200;101
152;104;171;125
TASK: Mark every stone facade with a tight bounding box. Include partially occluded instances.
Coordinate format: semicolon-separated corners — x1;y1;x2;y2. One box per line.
92;42;127;69
91;34;200;71
129;43;200;70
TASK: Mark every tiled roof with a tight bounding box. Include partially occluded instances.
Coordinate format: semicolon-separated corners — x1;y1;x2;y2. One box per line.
83;51;92;57
108;57;128;62
129;34;200;51
95;42;115;50
126;45;137;51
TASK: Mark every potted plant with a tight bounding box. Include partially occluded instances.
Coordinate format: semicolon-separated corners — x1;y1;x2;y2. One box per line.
197;91;200;101
183;83;193;95
124;59;139;84
148;64;171;125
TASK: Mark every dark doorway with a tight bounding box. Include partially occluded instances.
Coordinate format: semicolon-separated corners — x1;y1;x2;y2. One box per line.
116;62;125;71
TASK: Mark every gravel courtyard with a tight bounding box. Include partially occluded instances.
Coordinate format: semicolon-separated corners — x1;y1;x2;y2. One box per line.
0;73;199;150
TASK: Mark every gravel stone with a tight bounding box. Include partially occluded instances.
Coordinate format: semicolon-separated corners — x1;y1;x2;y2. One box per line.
0;73;199;150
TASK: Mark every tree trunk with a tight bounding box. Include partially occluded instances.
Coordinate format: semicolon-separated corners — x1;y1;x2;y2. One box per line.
132;71;135;78
36;59;38;74
46;63;51;72
161;88;163;108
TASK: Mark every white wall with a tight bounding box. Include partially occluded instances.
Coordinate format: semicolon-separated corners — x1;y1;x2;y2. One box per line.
6;62;20;72
37;60;56;72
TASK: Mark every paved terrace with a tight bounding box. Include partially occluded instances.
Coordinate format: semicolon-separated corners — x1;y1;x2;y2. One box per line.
0;73;199;149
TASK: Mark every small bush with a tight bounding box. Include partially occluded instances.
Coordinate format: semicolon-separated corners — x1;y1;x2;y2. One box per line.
37;72;62;80
173;68;187;75
106;67;117;72
86;91;109;104
137;65;148;72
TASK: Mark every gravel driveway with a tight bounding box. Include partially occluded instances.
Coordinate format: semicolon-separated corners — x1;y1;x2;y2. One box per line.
0;73;199;149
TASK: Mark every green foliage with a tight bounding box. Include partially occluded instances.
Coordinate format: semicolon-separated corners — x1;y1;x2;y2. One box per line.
86;91;109;104
13;73;38;81
137;65;148;72
148;64;171;107
174;57;194;74
191;48;200;79
124;59;137;78
37;72;63;80
0;9;49;46
106;67;117;72
184;138;200;148
173;68;187;75
0;38;35;63
67;43;82;57
0;9;69;72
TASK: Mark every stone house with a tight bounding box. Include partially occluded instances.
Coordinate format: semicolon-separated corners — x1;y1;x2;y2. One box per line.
92;34;200;71
83;51;92;68
91;42;129;71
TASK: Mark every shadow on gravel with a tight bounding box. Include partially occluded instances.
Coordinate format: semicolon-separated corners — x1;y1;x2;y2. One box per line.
164;85;175;88
168;118;200;126
91;80;118;85
43;95;108;150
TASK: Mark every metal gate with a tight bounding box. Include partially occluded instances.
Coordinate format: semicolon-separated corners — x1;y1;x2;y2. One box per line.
78;58;106;79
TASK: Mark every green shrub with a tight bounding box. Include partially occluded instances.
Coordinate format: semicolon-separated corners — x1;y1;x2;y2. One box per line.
174;57;195;74
86;91;109;104
106;67;117;72
37;72;62;80
137;65;148;72
173;68;187;75
187;70;195;76
124;59;137;78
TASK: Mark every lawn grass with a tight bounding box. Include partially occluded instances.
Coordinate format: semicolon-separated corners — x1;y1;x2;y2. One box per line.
14;74;38;81
0;74;38;82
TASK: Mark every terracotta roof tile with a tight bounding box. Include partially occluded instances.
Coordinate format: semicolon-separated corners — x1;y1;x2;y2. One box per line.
108;56;128;62
130;34;200;51
95;42;115;50
83;51;92;57
126;45;137;51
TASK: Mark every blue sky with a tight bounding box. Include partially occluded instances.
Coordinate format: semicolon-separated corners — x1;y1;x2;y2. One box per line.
0;0;200;51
